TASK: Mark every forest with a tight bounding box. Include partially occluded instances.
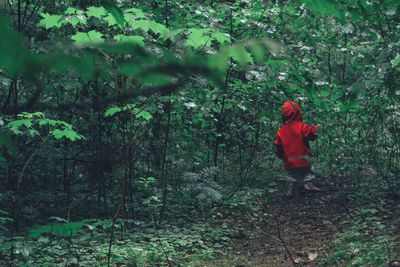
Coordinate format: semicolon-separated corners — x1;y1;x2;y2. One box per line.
0;0;400;266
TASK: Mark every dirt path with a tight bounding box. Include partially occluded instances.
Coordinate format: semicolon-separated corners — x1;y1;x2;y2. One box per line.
204;185;351;266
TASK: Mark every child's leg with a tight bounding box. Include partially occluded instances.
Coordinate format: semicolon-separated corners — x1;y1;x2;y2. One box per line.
285;171;298;197
303;166;320;191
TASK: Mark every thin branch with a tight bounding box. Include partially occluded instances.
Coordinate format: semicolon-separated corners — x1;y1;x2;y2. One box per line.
6;0;18;27
20;0;30;29
22;0;43;30
272;213;297;266
17;132;49;187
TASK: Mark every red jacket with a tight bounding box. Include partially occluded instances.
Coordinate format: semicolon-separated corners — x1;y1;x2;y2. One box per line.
274;101;318;170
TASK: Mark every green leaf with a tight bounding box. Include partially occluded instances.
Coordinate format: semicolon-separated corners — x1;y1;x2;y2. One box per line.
302;0;345;21
86;6;107;19
52;129;64;140
104;13;118;26
186;28;210;49
63;130;82;141
248;41;264;64
310;88;322;107
132;19;150;31
101;0;126;27
18;112;44;119
391;54;400;68
287;83;299;92
52;129;83;141
38;13;63;29
104;106;123;117
229;45;254;66
134;109;153;121
225;102;233;110
28;129;39;137
71;30;104;47
108;7;125;27
148;21;170;39
38;118;61;127
124;8;146;18
320;86;330;97
7;119;33;135
132;20;170;39
113;34;145;47
208;50;230;72
124;8;146;26
64;14;87;27
212;32;231;44
65;7;84;15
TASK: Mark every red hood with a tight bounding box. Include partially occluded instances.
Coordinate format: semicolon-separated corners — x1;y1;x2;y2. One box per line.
281;101;303;123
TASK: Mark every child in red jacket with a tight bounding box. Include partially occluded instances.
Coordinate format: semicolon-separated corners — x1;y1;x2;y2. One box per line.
274;101;320;197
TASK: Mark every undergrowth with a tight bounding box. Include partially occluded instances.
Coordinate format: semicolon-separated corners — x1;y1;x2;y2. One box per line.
0;219;234;266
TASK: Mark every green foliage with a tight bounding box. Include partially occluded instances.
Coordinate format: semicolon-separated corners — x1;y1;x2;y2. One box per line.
131;19;170;39
113;34;145;46
1;219;232;266
301;0;345;22
5;112;84;141
86;6;107;19
325;202;399;267
391;54;400;68
326;228;391;266
71;30;104;47
38;13;63;29
0;6;275;90
0;216;12;224
182;167;223;206
1;0;400;265
104;104;153;120
229;45;254;66
100;0;126;27
51;128;82;141
185;28;230;49
136;176;162;216
28;221;85;239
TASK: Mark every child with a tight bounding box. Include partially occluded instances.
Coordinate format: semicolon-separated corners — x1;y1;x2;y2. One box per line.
274;101;320;197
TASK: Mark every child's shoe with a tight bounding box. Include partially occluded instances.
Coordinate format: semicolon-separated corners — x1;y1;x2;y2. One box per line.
303;182;321;191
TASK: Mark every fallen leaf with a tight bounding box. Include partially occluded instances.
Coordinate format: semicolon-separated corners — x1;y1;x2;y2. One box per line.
308;252;318;261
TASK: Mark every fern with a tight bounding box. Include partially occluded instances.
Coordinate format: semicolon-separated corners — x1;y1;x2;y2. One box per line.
182;167;222;203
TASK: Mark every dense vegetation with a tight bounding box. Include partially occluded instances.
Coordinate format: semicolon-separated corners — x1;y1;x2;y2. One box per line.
0;0;400;266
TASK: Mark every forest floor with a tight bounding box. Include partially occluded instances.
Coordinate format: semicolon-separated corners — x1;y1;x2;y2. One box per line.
193;180;396;267
196;184;349;266
2;178;399;266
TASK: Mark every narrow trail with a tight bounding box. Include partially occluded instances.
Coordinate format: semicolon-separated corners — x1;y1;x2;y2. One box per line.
208;184;351;266
252;187;349;266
